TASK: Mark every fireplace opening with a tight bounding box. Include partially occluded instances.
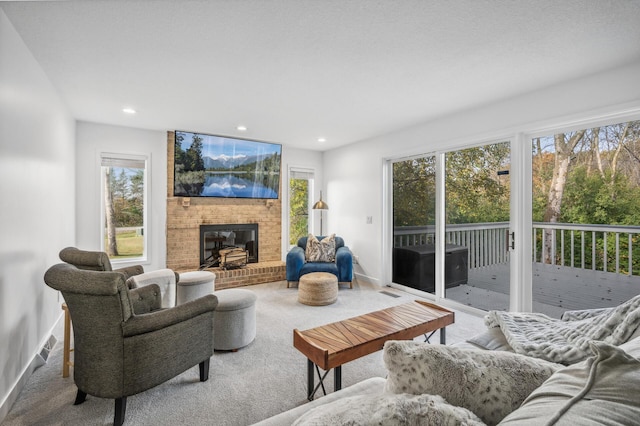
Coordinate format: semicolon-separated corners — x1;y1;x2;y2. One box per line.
199;224;258;268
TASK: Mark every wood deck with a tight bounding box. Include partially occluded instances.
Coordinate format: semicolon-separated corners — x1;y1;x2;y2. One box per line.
446;263;640;317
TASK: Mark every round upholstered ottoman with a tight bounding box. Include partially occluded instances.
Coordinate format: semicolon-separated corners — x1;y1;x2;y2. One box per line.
213;288;257;351
176;271;215;305
298;272;338;306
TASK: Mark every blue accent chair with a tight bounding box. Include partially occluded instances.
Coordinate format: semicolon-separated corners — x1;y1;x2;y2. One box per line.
286;235;353;288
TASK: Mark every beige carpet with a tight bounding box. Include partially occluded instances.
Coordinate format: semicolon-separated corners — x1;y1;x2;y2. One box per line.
2;279;485;426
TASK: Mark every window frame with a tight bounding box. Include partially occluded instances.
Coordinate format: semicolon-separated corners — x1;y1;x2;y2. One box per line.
286;166;315;250
99;152;150;264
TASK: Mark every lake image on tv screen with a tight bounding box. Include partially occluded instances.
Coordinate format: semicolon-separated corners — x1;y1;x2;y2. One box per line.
174;131;281;199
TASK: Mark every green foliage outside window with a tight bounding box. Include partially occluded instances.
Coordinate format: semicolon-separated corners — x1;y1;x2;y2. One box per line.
445;143;510;224
393;156;436;227
289;178;309;245
104;166;144;258
393;143;510;228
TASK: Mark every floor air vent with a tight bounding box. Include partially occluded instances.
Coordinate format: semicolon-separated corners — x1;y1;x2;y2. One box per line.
379;290;401;298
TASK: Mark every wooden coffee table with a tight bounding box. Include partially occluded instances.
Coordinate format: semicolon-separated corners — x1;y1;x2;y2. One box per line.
293;300;454;400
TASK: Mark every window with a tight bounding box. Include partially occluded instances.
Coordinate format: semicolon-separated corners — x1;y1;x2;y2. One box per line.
101;154;148;262
288;167;314;247
531;120;640;317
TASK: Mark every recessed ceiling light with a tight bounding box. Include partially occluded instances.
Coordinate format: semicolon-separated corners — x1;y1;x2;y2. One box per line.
236;125;247;132
122;107;136;114
317;137;326;143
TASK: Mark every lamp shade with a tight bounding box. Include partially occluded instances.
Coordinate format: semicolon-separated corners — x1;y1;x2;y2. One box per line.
313;191;329;210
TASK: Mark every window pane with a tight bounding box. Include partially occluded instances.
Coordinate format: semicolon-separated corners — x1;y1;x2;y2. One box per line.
392;156;437;294
532;121;640;317
102;157;146;260
289;177;310;245
445;142;511;311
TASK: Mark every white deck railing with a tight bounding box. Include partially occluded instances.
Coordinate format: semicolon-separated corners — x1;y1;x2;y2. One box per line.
394;222;510;269
394;222;639;276
533;222;639;276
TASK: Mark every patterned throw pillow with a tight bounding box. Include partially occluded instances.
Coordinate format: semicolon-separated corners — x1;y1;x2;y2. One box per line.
383;340;562;426
305;234;336;262
292;393;485;426
305;234;320;261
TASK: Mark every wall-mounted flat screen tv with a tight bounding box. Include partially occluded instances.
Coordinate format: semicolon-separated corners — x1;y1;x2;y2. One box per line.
174;130;282;199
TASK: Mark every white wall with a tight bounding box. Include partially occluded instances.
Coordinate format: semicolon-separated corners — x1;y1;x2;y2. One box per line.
0;9;75;420
324;62;640;285
75;122;167;272
280;146;324;258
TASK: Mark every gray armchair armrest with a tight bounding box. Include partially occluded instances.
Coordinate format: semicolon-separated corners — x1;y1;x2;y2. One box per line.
115;265;145;281
122;294;218;337
129;284;162;314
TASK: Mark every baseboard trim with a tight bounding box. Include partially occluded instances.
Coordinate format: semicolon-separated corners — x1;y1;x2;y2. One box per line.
0;323;59;423
354;272;380;286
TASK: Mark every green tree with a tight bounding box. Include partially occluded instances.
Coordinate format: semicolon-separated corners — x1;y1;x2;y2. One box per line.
289;178;309;244
175;132;186;171
393;156;436;227
445;143;510;224
185;134;204;172
124;170;144;227
563;166;640;226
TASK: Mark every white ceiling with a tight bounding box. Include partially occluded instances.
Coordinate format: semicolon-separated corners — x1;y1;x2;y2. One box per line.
3;0;640;150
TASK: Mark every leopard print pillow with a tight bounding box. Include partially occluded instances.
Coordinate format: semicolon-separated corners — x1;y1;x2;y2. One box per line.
305;234;335;262
383;340;562;426
293;393;485;426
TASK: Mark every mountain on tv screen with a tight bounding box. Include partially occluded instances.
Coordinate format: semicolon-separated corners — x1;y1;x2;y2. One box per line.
173;130;282;199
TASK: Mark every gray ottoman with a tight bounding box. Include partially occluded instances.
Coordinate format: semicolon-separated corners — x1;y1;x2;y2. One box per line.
177;271;215;305
213;288;257;351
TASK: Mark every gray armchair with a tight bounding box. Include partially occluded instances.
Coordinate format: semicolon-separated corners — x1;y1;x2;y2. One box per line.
59;246;178;307
44;263;218;426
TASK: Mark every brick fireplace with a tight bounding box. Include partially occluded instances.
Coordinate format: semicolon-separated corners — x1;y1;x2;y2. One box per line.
166;132;285;289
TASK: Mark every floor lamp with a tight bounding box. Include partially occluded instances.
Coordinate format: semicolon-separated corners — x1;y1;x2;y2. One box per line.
313;191;329;236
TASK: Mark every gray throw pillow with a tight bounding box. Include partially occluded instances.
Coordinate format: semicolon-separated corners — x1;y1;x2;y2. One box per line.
383;340;562;426
500;341;640;425
292;393;485;426
466;327;513;352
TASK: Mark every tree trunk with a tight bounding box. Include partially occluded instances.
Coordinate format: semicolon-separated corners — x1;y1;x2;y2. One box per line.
104;168;119;256
609;123;629;184
542;130;585;263
590;128;605;178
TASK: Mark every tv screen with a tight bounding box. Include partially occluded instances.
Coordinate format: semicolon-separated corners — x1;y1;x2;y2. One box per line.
174;131;282;199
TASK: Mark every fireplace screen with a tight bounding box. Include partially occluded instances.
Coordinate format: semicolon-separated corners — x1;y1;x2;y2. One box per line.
200;224;258;268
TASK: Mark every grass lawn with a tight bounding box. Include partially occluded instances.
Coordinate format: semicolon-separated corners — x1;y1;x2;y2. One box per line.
106;230;143;259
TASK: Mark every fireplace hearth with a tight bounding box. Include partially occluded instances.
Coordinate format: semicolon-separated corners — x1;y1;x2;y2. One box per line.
199;224;258;269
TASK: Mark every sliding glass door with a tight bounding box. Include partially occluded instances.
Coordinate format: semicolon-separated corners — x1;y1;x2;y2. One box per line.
391;141;512;312
444;142;511;311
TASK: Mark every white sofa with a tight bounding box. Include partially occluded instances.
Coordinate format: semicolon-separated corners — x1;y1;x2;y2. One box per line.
255;325;640;425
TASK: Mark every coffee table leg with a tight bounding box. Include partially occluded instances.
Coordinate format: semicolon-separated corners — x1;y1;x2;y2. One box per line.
307;359;314;400
440;327;446;344
334;366;342;391
307;360;333;401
